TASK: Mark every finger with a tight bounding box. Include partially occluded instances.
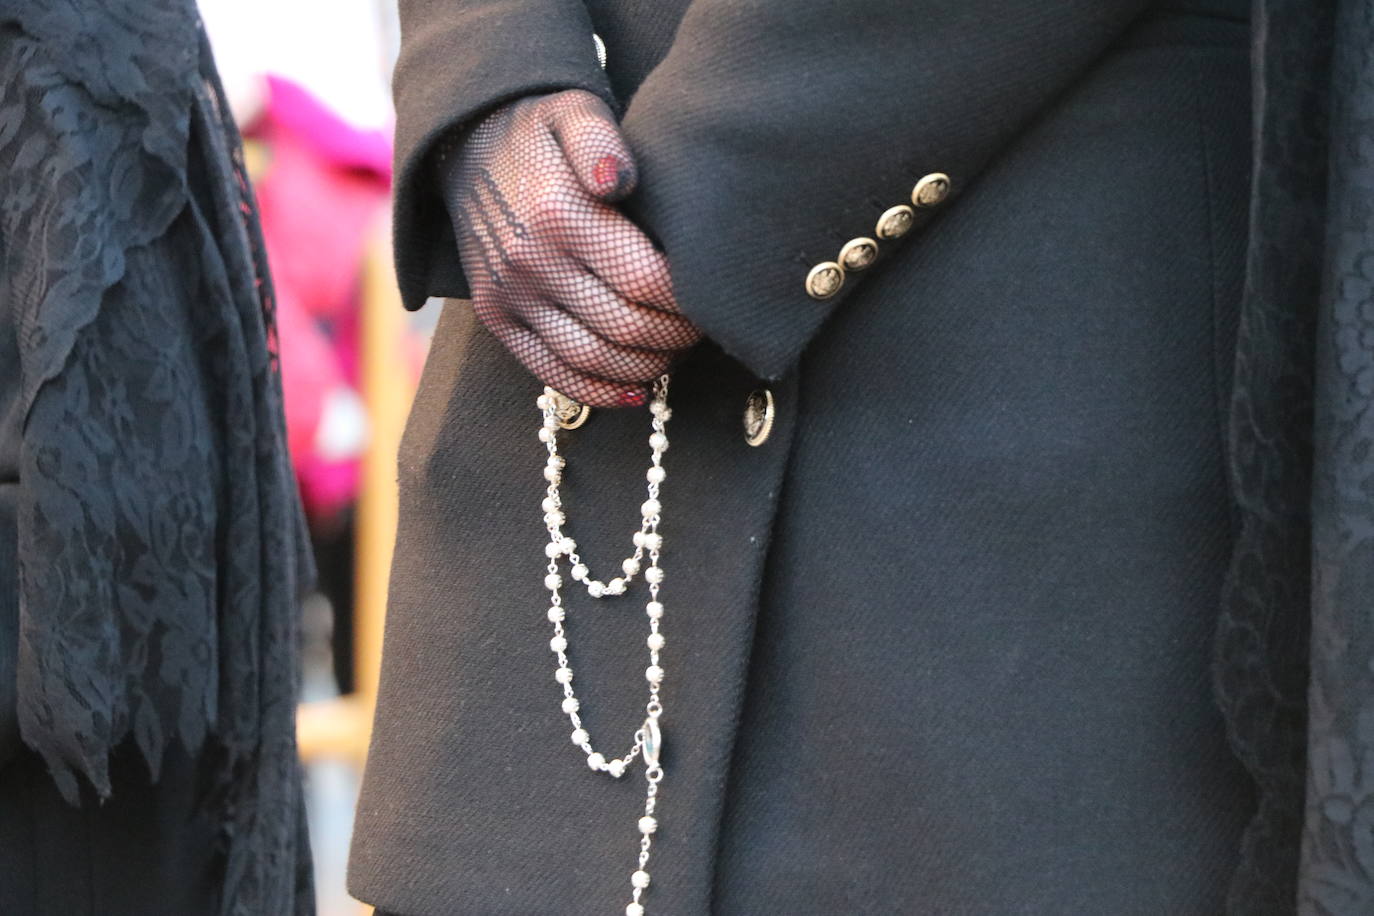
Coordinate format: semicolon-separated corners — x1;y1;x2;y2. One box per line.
561;207;680;313
476;305;650;409
523;303;674;384
549;92;638;202
539;269;700;352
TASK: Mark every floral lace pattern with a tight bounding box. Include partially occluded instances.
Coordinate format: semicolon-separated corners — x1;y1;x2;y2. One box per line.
1214;1;1325;907
0;4;312;914
1219;0;1374;912
1297;0;1374;912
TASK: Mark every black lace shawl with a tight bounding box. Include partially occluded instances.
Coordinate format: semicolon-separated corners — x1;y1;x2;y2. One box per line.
0;3;313;913
1219;0;1374;912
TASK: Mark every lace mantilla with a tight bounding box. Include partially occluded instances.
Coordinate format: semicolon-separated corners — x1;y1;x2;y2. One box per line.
0;4;312;913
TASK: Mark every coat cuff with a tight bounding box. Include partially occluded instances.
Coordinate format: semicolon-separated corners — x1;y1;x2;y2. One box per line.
618;0;1149;380
391;0;615;310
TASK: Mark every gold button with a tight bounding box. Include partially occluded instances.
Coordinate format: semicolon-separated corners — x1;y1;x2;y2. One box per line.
743;389;775;447
875;204;915;240
838;237;879;271
912;172;951;208
805;261;845;299
544;386;591;429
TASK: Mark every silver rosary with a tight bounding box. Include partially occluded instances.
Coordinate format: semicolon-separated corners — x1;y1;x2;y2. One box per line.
537;375;672;916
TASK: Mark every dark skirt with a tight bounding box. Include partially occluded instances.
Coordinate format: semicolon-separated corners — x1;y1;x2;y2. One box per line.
0;743;221;915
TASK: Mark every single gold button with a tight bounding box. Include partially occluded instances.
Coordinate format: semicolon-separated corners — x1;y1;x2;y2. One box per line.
875;204;915;240
545;387;591;429
912;172;951;208
805;261;845;300
839;237;879;271
743;389;775;447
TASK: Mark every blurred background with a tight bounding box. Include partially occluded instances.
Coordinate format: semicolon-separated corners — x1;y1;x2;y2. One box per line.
199;2;414;912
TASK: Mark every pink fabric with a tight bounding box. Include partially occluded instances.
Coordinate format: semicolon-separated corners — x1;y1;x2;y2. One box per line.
247;77;396;519
264;74;393;178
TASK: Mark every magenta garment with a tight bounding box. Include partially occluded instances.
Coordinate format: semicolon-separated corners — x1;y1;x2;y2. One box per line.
248;76;409;519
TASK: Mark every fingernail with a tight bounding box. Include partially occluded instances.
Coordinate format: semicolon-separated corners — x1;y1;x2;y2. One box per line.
619;388;647;407
593;155;621;191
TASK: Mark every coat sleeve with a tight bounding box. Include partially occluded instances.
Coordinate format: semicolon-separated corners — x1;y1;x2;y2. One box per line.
390;0;613;309
619;0;1152;380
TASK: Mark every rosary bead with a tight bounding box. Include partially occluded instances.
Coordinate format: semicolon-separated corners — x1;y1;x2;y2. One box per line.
544;414;560;430
544;541;562;559
538;427;554;443
544;510;565;527
571;564;589;581
650;401;670;419
537;394;553;410
571;727;589;745
550;635;568;653
544;573;563;590
640;498;661;519
649;432;668;452
644;567;664;585
638;816;658;835
646;601;664;619
546;455;565;470
587;752;606;771
633;530;647;548
588;582;605;598
607;759;625;778
606;578;626;595
626;904;645;916
647;633;665;651
561;697;580;714
646;466;666;484
631;870;651;889
645;665;664;685
541;496;557;514
622;558;641;576
555;667;573;684
543;466;562;484
547;607;565;623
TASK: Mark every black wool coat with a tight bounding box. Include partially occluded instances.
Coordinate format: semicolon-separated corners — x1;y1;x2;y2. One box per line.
347;0;1343;913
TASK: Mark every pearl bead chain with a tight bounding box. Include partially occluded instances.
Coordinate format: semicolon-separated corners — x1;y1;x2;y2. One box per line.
538;376;672;916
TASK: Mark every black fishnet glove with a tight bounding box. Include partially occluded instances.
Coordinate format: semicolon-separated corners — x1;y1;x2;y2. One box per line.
436;89;701;408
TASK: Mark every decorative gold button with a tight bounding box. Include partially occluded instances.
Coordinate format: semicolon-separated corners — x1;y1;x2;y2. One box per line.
912;172;951;208
875;204;915;240
545;387;591;429
743;389;775;447
805;261;845;300
839;237;879;271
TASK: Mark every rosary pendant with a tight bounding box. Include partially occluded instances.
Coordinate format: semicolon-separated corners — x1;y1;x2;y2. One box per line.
538;377;673;916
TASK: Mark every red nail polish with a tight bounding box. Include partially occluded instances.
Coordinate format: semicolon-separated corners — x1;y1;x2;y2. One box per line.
593;155;621;190
619;388;647;407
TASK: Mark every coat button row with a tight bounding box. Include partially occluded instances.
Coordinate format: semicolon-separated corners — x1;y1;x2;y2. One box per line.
806;172;951;300
546;387;778;448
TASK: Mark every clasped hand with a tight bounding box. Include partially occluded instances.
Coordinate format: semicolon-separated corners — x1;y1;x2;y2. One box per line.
438;90;701;407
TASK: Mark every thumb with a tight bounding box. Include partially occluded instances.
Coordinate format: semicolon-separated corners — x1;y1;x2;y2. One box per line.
548;91;639;202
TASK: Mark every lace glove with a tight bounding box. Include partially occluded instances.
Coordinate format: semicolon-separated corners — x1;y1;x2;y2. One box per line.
436;89;701;407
